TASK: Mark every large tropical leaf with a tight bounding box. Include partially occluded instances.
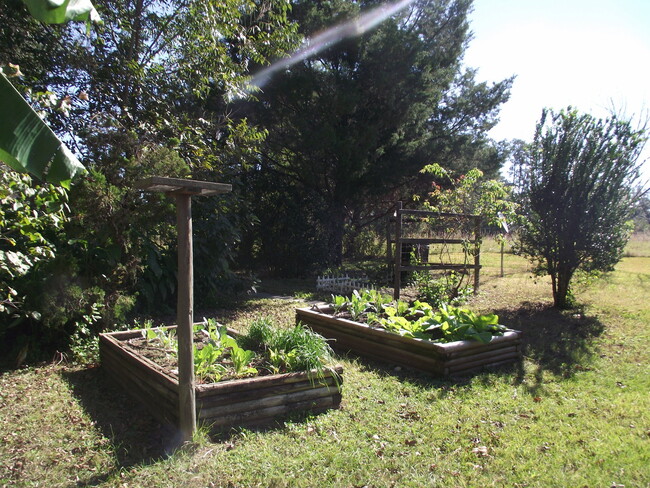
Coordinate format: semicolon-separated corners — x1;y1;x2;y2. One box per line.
21;0;100;24
0;74;86;184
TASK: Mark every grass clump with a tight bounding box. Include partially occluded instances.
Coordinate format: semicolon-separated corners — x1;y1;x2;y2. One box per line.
242;318;334;375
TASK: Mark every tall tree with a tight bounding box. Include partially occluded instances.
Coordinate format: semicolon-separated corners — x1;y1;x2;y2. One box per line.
516;108;647;308
246;0;512;269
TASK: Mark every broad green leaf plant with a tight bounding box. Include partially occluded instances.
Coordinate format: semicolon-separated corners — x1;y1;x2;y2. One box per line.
141;319;258;383
0;169;68;320
424;304;507;344
21;0;100;24
0;0;99;184
0;74;86;185
330;290;507;344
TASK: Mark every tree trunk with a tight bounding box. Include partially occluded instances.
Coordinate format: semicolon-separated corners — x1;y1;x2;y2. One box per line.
324;203;346;267
552;268;573;309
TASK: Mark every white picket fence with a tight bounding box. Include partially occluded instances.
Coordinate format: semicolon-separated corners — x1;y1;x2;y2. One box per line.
316;274;373;295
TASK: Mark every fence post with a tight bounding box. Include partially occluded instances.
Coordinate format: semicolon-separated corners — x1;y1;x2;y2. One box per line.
135;177;231;445
474;216;481;293
500;240;505;278
393;201;403;300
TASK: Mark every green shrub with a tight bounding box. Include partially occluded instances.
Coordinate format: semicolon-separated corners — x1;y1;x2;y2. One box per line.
413;271;473;308
0;168;69;366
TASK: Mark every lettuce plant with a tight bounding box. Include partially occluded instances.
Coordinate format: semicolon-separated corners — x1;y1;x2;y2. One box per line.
329;294;507;344
424;304;507;344
373;314;430;339
331;294;347;314
331;289;393;320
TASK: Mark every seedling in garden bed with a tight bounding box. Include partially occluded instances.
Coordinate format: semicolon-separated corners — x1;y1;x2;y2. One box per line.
135;317;336;383
331;294;347;314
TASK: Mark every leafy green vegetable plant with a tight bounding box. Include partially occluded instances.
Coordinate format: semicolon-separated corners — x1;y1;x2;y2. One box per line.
331;289;392;321
141;320;177;351
230;346;258;376
197;318;258;380
362;289;392;313
370;304;434;339
347;295;367;321
331;294;347;314
194;342;227;381
329;293;507;344
139;318;258;382
424;304;507;344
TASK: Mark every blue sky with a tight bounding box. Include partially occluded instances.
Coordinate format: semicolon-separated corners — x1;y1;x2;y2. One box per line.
463;0;650;180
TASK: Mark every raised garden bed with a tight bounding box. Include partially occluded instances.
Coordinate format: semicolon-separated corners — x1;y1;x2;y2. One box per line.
296;305;521;376
99;327;343;431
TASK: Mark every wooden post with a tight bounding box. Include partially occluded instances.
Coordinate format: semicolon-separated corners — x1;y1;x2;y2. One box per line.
134;177;232;444
393;201;403;300
473;216;481;293
500;240;505;278
175;193;195;442
385;213;393;273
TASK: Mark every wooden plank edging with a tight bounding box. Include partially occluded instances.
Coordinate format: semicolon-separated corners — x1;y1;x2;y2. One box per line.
296;306;522;376
297;307;521;356
99;327;344;430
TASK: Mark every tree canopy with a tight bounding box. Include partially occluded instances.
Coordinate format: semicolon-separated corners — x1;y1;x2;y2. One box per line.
1;0;299;364
243;0;513;270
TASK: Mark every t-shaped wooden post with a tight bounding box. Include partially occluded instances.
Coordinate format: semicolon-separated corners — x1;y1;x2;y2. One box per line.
136;177;232;442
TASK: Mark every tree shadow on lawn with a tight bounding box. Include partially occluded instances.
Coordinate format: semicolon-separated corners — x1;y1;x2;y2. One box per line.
493;301;605;392
61;366;179;482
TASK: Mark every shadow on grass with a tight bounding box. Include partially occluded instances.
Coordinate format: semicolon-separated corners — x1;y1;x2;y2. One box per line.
61;366;178;484
493;301;605;392
204;406;338;445
339;351;477;399
62;365;342;484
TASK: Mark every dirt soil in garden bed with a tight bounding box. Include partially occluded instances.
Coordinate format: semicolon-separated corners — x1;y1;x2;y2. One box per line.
328;311;367;323
121;334;277;384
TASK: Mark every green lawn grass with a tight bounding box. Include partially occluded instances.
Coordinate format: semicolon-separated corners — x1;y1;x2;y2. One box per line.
1;246;649;487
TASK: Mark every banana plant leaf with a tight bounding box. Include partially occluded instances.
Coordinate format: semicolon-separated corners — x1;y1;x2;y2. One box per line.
0;73;86;184
21;0;100;24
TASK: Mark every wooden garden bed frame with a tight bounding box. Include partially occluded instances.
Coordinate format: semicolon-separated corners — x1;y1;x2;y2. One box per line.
100;327;343;431
297;306;521;376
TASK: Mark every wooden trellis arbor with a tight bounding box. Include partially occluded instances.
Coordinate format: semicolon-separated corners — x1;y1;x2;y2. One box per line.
390;201;481;300
136;176;232;442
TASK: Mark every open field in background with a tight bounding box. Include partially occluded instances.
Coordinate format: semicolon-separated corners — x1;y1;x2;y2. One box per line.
1;236;649;487
623;231;650;257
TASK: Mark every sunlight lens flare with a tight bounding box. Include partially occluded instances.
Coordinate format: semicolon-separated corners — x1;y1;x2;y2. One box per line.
245;0;417;93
